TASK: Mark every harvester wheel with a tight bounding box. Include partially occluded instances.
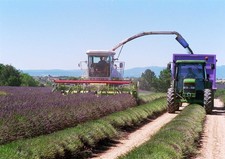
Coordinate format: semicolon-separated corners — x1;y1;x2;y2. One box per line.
167;88;177;113
204;89;213;114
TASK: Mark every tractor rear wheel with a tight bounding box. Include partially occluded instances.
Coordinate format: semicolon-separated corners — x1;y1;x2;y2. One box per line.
204;89;213;114
167;88;177;113
175;102;181;111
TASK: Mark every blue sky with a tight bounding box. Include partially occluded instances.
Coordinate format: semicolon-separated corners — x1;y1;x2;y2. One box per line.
0;0;225;70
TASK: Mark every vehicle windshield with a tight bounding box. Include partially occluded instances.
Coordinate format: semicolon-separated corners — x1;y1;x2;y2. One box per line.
176;63;205;92
88;55;111;77
177;63;204;79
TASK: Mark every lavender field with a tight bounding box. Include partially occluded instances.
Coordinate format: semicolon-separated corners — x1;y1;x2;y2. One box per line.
0;86;137;144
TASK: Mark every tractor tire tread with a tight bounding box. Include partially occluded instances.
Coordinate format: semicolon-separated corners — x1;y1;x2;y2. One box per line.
204;89;213;114
167;88;177;113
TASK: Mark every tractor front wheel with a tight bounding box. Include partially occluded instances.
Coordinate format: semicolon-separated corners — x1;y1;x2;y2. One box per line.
167;88;177;113
204;89;213;114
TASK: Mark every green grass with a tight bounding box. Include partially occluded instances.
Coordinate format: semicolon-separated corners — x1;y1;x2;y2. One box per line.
0;91;7;96
0;97;167;159
0;133;82;159
220;95;225;104
215;89;225;105
138;92;166;104
0;120;116;159
215;89;225;98
103;98;166;128
218;94;225;104
120;104;206;159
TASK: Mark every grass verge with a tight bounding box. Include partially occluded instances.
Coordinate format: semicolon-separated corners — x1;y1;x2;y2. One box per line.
119;104;206;159
0;97;166;159
219;95;225;104
215;89;225;104
138;93;166;104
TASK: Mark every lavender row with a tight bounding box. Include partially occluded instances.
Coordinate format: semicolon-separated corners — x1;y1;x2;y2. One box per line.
0;86;137;145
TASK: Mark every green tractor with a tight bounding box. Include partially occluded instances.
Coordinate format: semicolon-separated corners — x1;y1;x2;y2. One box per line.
167;54;217;114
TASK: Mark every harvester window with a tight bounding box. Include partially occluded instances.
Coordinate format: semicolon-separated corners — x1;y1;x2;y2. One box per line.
97;57;107;69
111;64;122;79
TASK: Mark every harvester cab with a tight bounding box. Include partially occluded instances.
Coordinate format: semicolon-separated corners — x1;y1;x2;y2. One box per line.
167;54;217;114
83;50;124;80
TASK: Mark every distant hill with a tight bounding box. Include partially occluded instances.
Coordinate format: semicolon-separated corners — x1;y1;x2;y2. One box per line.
22;69;82;77
124;66;164;77
23;65;225;79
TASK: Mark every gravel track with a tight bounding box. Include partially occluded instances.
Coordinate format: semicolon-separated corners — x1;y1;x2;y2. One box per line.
195;99;225;159
92;109;181;159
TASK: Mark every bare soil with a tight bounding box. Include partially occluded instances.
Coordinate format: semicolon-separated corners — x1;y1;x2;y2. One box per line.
195;99;225;159
91;106;184;159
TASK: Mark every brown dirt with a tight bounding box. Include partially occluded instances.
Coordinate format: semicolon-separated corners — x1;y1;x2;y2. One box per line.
195;99;225;159
91;106;184;159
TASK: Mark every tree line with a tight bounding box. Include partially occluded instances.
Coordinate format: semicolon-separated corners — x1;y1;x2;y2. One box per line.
0;63;171;92
138;68;171;92
0;64;39;86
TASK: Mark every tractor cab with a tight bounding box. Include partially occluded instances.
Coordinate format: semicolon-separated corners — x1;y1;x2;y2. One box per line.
84;50;124;80
167;54;217;114
175;60;206;100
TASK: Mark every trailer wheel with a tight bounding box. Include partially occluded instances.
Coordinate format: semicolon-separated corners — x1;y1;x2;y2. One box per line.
204;89;213;114
167;88;177;113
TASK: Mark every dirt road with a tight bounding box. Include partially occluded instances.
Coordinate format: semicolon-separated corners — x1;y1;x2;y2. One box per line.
92;100;225;159
92;110;180;159
195;99;225;159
